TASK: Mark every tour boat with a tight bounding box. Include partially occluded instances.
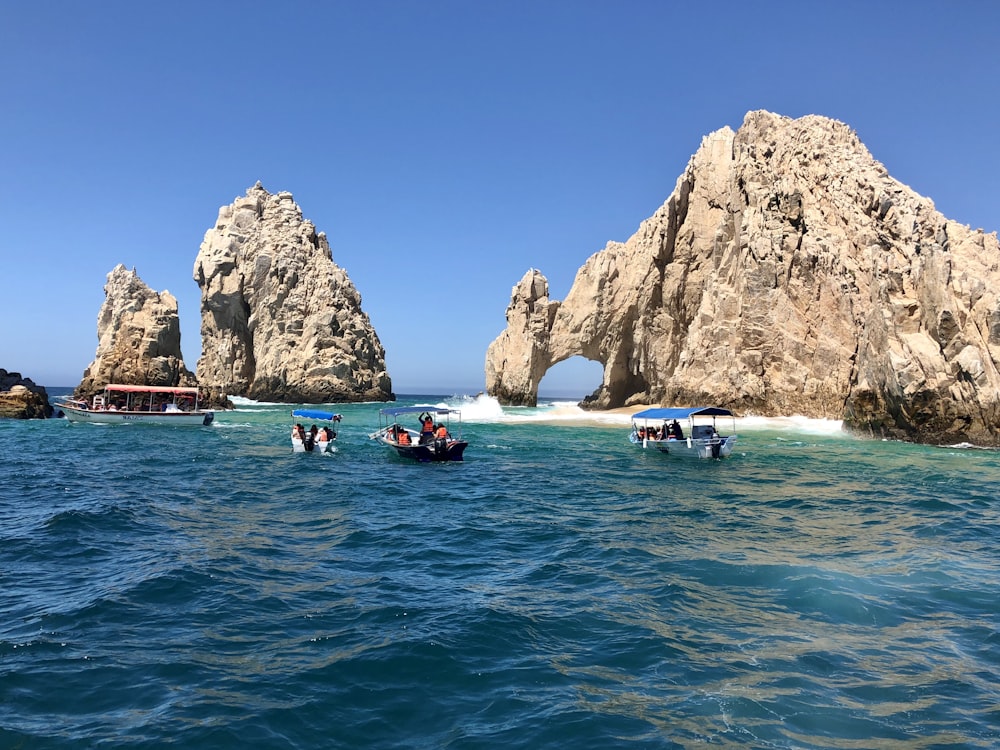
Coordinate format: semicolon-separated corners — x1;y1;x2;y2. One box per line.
291;409;342;453
370;405;468;462
56;384;215;426
630;406;738;459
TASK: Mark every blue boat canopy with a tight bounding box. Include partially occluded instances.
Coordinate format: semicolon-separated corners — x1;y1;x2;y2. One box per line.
631;406;734;421
379;405;461;418
291;409;342;422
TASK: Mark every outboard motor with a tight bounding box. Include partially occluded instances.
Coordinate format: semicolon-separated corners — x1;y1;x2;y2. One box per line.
434;437;448;456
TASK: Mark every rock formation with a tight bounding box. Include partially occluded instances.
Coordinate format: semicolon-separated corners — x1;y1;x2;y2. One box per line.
486;111;1000;446
193;183;392;403
0;370;51;419
75;265;197;399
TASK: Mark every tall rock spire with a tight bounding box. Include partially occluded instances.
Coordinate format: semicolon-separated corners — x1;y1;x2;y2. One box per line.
193;183;393;403
75;264;196;397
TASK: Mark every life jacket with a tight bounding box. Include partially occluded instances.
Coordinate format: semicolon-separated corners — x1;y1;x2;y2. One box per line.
398;431;411;445
422;418;434;433
435;425;448;439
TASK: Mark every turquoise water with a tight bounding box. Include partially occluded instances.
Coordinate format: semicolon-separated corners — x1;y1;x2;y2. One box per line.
2;394;999;748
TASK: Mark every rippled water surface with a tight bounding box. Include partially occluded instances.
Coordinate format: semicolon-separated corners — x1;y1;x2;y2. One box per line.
2;396;999;748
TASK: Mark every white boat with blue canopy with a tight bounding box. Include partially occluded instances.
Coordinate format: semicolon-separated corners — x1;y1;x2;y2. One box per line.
630;406;737;459
291;409;342;453
371;404;468;462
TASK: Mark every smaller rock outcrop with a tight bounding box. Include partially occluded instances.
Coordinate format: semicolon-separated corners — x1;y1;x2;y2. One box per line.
75;265;197;400
193;183;393;403
0;370;52;419
485;270;560;406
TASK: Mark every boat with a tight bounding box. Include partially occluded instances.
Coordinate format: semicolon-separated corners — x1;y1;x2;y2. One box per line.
630;406;737;459
291;409;342;453
56;384;214;426
370;405;468;462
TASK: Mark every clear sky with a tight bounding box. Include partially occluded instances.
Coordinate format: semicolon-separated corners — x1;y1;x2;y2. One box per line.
2;1;998;395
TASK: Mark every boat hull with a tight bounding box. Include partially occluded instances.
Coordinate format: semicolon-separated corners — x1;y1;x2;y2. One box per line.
633;435;737;459
375;432;467;462
292;437;335;453
59;404;214;426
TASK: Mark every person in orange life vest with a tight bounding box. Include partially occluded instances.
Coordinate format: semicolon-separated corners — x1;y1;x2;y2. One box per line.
435;423;449;440
418;412;434;443
397;429;411;445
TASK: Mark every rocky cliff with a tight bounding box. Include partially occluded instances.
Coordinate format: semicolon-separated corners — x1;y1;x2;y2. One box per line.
486;111;1000;446
75;265;197;399
0;370;51;419
193;183;392;403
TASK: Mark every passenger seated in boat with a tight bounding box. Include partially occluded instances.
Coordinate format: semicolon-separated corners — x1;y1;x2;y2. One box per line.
292;423;305;440
397;429;411;445
669;420;684;439
435;423;449;440
636;427;645;440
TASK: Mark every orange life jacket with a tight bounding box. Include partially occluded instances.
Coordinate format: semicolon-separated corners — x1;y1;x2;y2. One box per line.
422;418;433;432
435;425;448;439
398;431;411;445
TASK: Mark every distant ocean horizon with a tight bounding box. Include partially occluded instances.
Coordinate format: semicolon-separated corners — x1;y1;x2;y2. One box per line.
3;392;997;748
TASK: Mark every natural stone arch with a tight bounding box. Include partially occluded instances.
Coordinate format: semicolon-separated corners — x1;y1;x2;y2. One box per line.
486;111;1000;445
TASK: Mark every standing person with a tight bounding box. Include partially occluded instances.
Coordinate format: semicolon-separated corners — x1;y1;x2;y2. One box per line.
418;412;435;444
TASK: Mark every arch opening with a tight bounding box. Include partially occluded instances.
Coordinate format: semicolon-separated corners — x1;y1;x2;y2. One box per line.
537;356;604;401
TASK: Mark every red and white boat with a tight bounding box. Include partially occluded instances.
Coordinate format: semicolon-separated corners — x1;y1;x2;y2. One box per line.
57;384;215;426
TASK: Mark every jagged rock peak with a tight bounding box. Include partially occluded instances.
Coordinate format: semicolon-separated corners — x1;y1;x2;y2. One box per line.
485;110;1000;445
193;183;392;403
75;264;196;399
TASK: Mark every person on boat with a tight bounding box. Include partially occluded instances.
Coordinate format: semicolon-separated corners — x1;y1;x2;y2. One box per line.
397;429;411;446
637;426;645;440
418;412;434;444
669;420;684;439
434;423;449;440
292;423;305;441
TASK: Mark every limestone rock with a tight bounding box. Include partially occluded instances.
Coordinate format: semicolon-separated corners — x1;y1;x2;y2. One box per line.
0;370;52;419
193;183;392;403
486;110;1000;446
75;265;196;399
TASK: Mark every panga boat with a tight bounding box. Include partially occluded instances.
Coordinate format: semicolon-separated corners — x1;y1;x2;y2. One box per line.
56;384;214;426
291;409;342;453
371;405;468;462
630;406;737;459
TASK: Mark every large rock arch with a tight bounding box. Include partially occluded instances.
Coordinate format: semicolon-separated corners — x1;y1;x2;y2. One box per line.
485;111;1000;445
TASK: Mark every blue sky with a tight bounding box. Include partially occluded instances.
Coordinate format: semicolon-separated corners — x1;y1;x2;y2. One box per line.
2;1;998;396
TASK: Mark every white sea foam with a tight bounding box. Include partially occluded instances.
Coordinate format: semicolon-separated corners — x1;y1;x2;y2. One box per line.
443;394;844;435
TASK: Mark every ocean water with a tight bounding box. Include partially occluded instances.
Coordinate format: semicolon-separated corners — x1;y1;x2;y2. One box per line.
2;393;999;749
